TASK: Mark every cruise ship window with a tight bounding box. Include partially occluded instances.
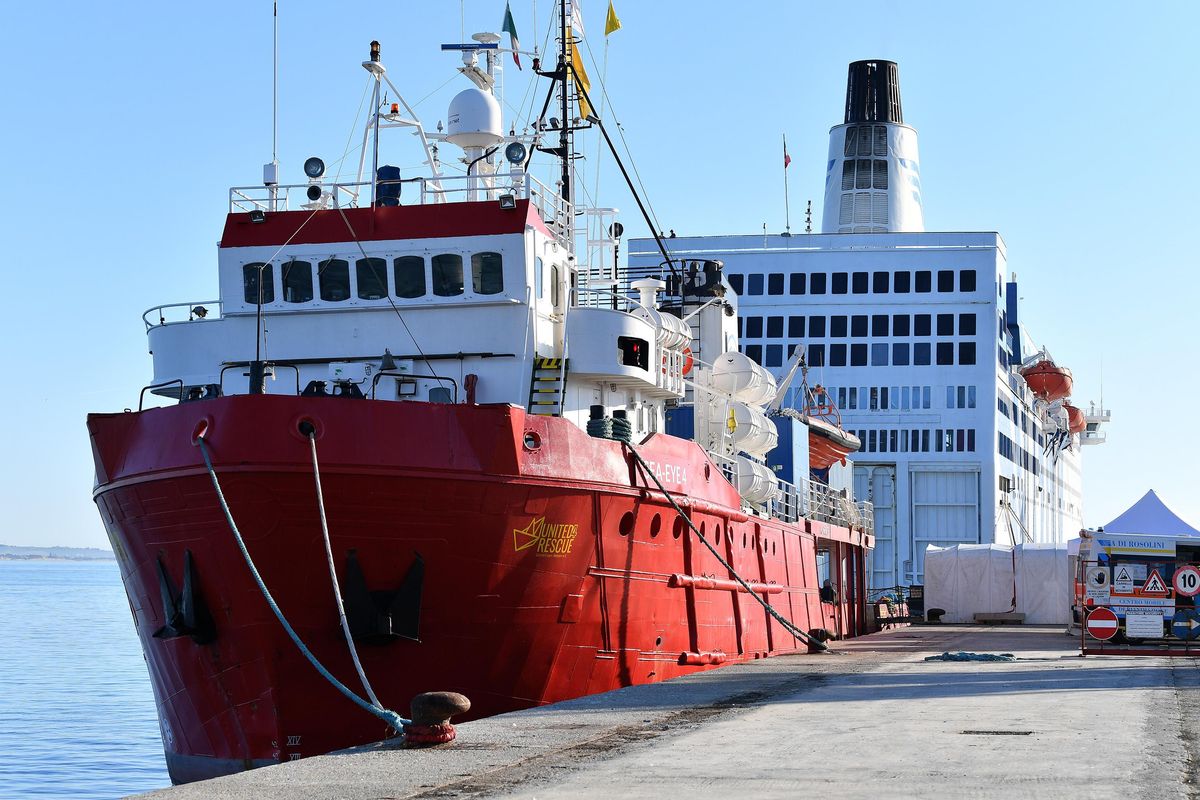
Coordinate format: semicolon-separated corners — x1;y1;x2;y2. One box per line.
968;430;976;451
744;344;763;364
894;271;911;293
830;316;847;337
935;430;943;452
768;273;785;295
765;344;783;367
851;315;867;337
745;316;763;338
808;345;825;366
356;258;388;300
282;260;313;303
968;386;977;408
431;254;465;297
937;314;954;336
959;342;977;365
893;314;910;336
914;314;931;336
873;271;889;293
788;316;805;337
243;262;275;305
809;316;827;337
868;431;877;451
936;342;954;365
948;430;957;451
937;270;954;292
893;343;910;366
848;387;857;409
872;314;889;336
957;430;966;452
838;387;847;408
318;259;350;302
869;388;879;411
747;274;764;295
790;273;806;294
830;344;847;366
471;252;504;295
880;387;890;408
393;256;426;299
960;270;977;292
902;387;911;410
767;316;784;338
890;430;899;451
957;386;966;408
737;318;743;337
913;343;931;365
921;429;930;451
879;429;888;453
871;343;888;366
851;344;867;366
915;271;932;293
728;274;744;295
852;272;868;294
832;272;848;294
911;430;920;451
900;431;909;453
787;343;800;359
959;313;977;336
810;273;827;294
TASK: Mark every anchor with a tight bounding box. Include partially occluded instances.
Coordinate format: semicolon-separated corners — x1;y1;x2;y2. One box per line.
342;549;424;644
153;549;216;644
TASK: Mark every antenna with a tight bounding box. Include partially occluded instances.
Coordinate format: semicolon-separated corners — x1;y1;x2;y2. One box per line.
805;200;813;233
263;2;280;209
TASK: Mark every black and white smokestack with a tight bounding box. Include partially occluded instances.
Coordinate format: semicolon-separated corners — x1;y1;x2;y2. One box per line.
843;60;903;125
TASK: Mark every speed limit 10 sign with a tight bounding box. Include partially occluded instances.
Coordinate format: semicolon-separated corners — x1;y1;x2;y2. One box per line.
1174;565;1200;597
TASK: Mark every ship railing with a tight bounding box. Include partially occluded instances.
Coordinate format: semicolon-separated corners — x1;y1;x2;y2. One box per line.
143;300;221;331
226;174;573;244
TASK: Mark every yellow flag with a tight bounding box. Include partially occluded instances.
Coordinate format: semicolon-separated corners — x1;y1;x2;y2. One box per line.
569;38;593;120
605;1;621;36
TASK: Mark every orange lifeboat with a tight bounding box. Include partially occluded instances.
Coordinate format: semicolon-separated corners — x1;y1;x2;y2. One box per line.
1021;360;1073;401
802;383;861;469
1063;403;1086;434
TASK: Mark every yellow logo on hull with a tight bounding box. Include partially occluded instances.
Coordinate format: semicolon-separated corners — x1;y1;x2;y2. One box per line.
513;517;579;557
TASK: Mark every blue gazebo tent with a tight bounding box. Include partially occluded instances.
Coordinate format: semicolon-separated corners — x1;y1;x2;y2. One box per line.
1099;490;1200;536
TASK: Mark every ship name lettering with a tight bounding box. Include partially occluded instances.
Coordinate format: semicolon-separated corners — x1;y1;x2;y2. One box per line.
643;459;686;485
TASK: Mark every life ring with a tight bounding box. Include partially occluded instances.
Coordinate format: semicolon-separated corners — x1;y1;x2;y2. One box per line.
682;347;694;376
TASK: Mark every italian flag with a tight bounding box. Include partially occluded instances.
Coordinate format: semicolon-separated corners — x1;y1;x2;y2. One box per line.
502;2;522;69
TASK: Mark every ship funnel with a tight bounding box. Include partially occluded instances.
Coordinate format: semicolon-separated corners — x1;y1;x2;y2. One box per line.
821;60;925;234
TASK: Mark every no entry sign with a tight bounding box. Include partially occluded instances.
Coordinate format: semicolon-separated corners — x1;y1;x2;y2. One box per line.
1086;607;1120;641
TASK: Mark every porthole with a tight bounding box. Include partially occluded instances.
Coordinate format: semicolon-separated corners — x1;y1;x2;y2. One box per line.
619;511;635;536
714;525;721;546
655;636;663;647
742;532;748;549
704;463;711;480
650;514;662;538
523;431;542;451
672;516;684;539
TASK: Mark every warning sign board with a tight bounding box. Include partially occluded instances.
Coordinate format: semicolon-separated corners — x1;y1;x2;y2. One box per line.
1086;607;1119;640
1173;566;1200;598
1138;569;1170;597
1113;565;1136;593
1085;566;1111;602
1125;608;1165;638
1173;609;1200;641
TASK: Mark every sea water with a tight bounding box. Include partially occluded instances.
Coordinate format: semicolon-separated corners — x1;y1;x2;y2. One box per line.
0;561;169;799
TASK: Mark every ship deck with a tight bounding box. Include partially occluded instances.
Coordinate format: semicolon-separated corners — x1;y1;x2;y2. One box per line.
139;624;1198;799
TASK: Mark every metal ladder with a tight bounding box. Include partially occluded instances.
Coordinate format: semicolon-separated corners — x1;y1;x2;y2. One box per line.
527;357;569;416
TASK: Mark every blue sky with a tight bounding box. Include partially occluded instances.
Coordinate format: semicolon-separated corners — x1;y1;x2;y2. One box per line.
2;1;1196;548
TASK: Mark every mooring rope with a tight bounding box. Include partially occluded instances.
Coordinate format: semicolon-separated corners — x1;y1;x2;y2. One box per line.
195;433;409;730
306;429;384;708
623;443;829;652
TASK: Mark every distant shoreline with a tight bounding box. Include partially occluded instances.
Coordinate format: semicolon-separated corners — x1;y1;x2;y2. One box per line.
0;545;115;562
0;554;116;562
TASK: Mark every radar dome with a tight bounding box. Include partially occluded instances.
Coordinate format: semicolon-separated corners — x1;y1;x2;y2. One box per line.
446;88;503;149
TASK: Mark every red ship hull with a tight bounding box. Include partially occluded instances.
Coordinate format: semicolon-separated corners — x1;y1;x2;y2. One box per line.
88;396;872;783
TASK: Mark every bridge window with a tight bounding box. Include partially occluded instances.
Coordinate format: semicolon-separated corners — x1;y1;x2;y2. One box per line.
318;259;350;302
356;258;388;300
471;252;504;295
535;257;545;299
282;260;313;303
617;336;649;370
243;263;274;304
432;254;464;297
393;256;426;299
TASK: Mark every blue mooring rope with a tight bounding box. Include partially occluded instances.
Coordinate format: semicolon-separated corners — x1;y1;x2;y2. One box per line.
195;435;409;730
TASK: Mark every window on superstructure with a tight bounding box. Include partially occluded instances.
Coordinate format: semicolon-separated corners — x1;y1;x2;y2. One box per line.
872;314;888;336
281;260;313;303
728;273;744;295
767;316;783;338
432;254;464;297
894;271;911;293
959;342;977;365
471;252;504;295
960;269;977;292
937;270;955;292
913;343;931;365
852;272;868;294
893;314;910;336
789;316;805;337
914;314;931;336
830;344;847;366
937;314;954;336
393;256;426;299
830;315;847;337
318;259;350;302
873;271;889;293
851;344;867;366
747;274;764;295
243;263;275;305
808;345;825;367
851;315;867;337
936;342;954;365
745;316;763;338
767;273;784;295
809;273;827;294
789;273;805;294
959;313;977;336
618;336;650;370
832;272;848;294
745;344;762;365
356;258;388;300
871;343;888;366
915;271;932;293
535;257;545;299
892;343;910;366
809;316;826;337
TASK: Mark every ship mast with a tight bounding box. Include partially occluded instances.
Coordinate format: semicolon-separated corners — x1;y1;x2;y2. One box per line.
558;0;572;205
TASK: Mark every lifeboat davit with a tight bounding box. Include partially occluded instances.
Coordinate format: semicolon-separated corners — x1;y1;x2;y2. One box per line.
808;416;861;470
1021;360;1073;402
1063;403;1086;434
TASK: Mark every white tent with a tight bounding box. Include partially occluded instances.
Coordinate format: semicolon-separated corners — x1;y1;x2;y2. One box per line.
924;542;1070;624
1099;490;1200;536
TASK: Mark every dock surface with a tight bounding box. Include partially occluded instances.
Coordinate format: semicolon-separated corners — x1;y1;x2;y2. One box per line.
138;625;1200;799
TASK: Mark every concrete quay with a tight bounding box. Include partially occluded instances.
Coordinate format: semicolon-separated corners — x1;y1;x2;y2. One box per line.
137;625;1200;799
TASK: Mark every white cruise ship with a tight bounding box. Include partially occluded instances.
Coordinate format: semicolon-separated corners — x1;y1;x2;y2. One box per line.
632;60;1109;591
